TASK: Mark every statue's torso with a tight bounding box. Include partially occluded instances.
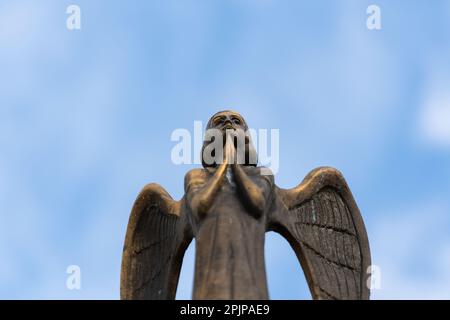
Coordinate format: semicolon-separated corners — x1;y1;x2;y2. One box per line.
187;167;271;299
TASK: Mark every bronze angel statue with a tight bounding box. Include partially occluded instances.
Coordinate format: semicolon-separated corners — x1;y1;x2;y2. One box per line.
120;110;371;300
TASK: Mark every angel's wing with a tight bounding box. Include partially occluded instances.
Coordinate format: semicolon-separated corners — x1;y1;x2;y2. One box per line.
268;167;371;300
120;183;192;299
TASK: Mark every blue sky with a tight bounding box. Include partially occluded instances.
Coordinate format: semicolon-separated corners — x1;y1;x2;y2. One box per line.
1;0;450;299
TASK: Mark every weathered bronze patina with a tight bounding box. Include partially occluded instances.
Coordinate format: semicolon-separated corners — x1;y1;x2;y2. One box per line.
120;111;371;300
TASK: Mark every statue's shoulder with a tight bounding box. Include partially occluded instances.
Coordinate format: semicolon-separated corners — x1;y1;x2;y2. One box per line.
183;168;210;193
244;166;275;184
184;168;208;183
246;166;274;176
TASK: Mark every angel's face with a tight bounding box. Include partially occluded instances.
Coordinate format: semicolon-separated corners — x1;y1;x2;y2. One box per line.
209;111;248;148
202;110;257;167
210;111;246;133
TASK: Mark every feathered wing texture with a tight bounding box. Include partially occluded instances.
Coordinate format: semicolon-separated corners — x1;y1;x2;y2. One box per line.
268;167;371;300
120;183;192;299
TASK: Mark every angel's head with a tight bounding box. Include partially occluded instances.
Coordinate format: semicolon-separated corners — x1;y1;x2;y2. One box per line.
201;110;257;168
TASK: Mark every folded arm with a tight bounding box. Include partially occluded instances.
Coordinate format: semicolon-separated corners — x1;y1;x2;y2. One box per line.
185;135;234;219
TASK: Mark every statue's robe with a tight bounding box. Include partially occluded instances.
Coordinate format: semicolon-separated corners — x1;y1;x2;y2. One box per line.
187;166;273;299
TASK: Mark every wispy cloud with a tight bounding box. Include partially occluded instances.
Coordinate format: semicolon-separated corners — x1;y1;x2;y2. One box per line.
417;66;450;149
370;200;450;299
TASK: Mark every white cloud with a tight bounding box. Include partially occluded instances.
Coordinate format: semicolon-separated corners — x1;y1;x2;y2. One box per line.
370;200;450;299
417;62;450;149
418;89;450;148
